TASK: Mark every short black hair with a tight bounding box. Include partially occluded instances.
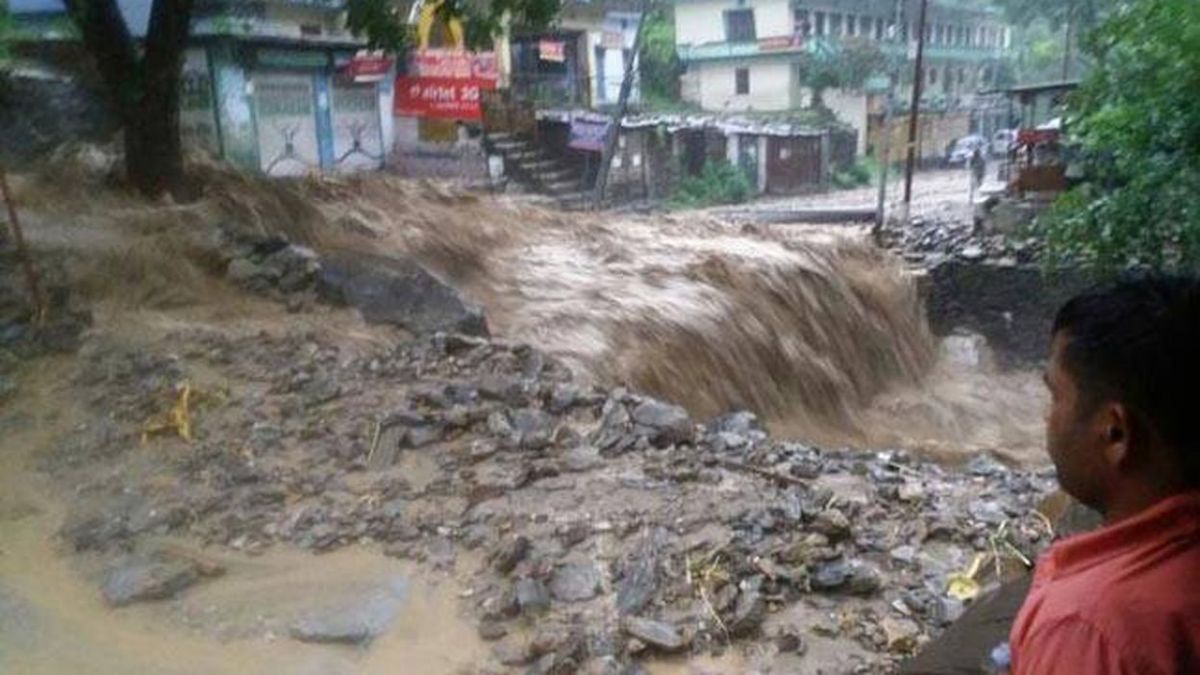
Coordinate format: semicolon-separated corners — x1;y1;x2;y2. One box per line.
1053;275;1200;484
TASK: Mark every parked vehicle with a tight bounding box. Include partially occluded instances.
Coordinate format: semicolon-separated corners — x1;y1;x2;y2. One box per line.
991;129;1017;156
946;135;988;167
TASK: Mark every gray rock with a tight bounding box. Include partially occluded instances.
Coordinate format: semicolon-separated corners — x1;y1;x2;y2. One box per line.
102;557;200;607
403;424;444;449
550;563;602;602
775;628;807;654
616;529;664;615
729;581;766;637
708;410;762;436
846;562;883;596
631;400;693;447
811;509;852;542
318;251;488;336
561;445;603;473
623;617;687;652
810;559;850;591
492;535;531;574
516;577;552;615
289;577;408;645
510;408;557;450
547;384;582;414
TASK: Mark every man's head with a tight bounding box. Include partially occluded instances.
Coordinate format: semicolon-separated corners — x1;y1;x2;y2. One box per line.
1046;276;1200;516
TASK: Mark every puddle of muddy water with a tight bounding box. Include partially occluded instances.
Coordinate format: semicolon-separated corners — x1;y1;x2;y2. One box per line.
0;366;483;675
0;491;484;675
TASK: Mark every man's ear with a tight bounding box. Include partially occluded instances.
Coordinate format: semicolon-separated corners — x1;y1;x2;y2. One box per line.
1100;403;1133;470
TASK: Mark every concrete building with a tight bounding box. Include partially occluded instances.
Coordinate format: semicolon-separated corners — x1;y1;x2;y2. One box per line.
673;0;1013;158
10;0;392;176
507;1;642;109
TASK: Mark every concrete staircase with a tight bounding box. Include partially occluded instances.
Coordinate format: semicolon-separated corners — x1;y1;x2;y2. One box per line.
485;132;590;210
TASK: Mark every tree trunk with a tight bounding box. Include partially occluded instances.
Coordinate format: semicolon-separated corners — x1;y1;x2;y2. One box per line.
124;79;185;197
591;2;650;209
66;0;194;197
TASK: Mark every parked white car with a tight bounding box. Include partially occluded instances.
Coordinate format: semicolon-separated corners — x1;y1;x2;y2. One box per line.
992;129;1017;156
946;135;988;166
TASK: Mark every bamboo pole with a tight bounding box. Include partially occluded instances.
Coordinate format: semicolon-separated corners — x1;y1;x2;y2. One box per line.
0;166;48;325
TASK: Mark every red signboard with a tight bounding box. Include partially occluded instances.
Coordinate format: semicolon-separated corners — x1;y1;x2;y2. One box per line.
395;76;493;121
346;54;394;82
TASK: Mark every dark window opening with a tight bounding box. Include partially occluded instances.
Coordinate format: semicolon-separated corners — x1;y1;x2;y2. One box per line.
735;67;750;95
724;9;756;43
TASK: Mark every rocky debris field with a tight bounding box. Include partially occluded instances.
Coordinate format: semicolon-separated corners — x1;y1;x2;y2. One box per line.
31;319;1058;674
878;213;1042;268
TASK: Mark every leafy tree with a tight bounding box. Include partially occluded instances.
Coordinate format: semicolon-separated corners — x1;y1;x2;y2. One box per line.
68;0;560;197
1;1;12;64
796;37;886;108
1036;0;1200;272
638;5;681;107
349;0;561;51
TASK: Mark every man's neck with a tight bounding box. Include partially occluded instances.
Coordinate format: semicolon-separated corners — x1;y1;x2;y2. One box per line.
1103;481;1193;525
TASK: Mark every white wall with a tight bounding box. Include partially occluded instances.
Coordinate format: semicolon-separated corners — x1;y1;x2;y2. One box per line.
822;88;869;156
695;59;793;112
675;0;791;45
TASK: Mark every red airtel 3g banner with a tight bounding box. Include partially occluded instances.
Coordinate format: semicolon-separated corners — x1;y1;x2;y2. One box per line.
395;76;495;121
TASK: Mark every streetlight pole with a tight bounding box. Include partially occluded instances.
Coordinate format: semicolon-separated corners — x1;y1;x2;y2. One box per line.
900;0;929;224
873;0;905;241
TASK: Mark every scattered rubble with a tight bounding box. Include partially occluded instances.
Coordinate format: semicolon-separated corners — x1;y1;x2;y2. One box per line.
28;322;1058;673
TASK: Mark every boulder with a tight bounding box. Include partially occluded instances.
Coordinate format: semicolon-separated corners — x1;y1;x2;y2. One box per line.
289;577;408;645
550;563;602;602
102;556;200;607
631;400;693;447
318;251;487;336
623;617;687;652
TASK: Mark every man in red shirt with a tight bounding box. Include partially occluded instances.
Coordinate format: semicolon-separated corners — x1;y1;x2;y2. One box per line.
1009;277;1200;673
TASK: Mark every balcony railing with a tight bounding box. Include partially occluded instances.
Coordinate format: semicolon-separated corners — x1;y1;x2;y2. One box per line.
678;35;1009;63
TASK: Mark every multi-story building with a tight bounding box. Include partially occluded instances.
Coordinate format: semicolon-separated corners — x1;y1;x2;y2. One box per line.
674;0;1013;157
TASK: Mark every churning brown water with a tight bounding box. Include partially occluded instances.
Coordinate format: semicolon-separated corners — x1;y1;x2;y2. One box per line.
346;181;1044;464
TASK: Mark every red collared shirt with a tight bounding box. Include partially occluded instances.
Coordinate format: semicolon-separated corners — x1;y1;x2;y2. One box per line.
1010;491;1200;674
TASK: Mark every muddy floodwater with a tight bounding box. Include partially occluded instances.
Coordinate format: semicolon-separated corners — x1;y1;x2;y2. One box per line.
2;170;1053;674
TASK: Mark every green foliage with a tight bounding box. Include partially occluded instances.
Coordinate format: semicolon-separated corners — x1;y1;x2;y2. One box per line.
831;160;873;190
0;0;12;64
796;38;886;106
995;0;1118;32
346;0;412;50
1036;0;1200;272
668;160;753;209
639;6;681;108
347;0;562;51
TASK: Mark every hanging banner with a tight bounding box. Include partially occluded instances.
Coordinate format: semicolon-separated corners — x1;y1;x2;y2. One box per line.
395;76;489;121
412;49;499;84
539;40;566;63
346;52;394;82
568;114;611;152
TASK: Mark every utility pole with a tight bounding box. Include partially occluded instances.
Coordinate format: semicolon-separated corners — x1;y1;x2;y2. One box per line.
873;0;905;241
592;1;650;209
900;0;929;224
